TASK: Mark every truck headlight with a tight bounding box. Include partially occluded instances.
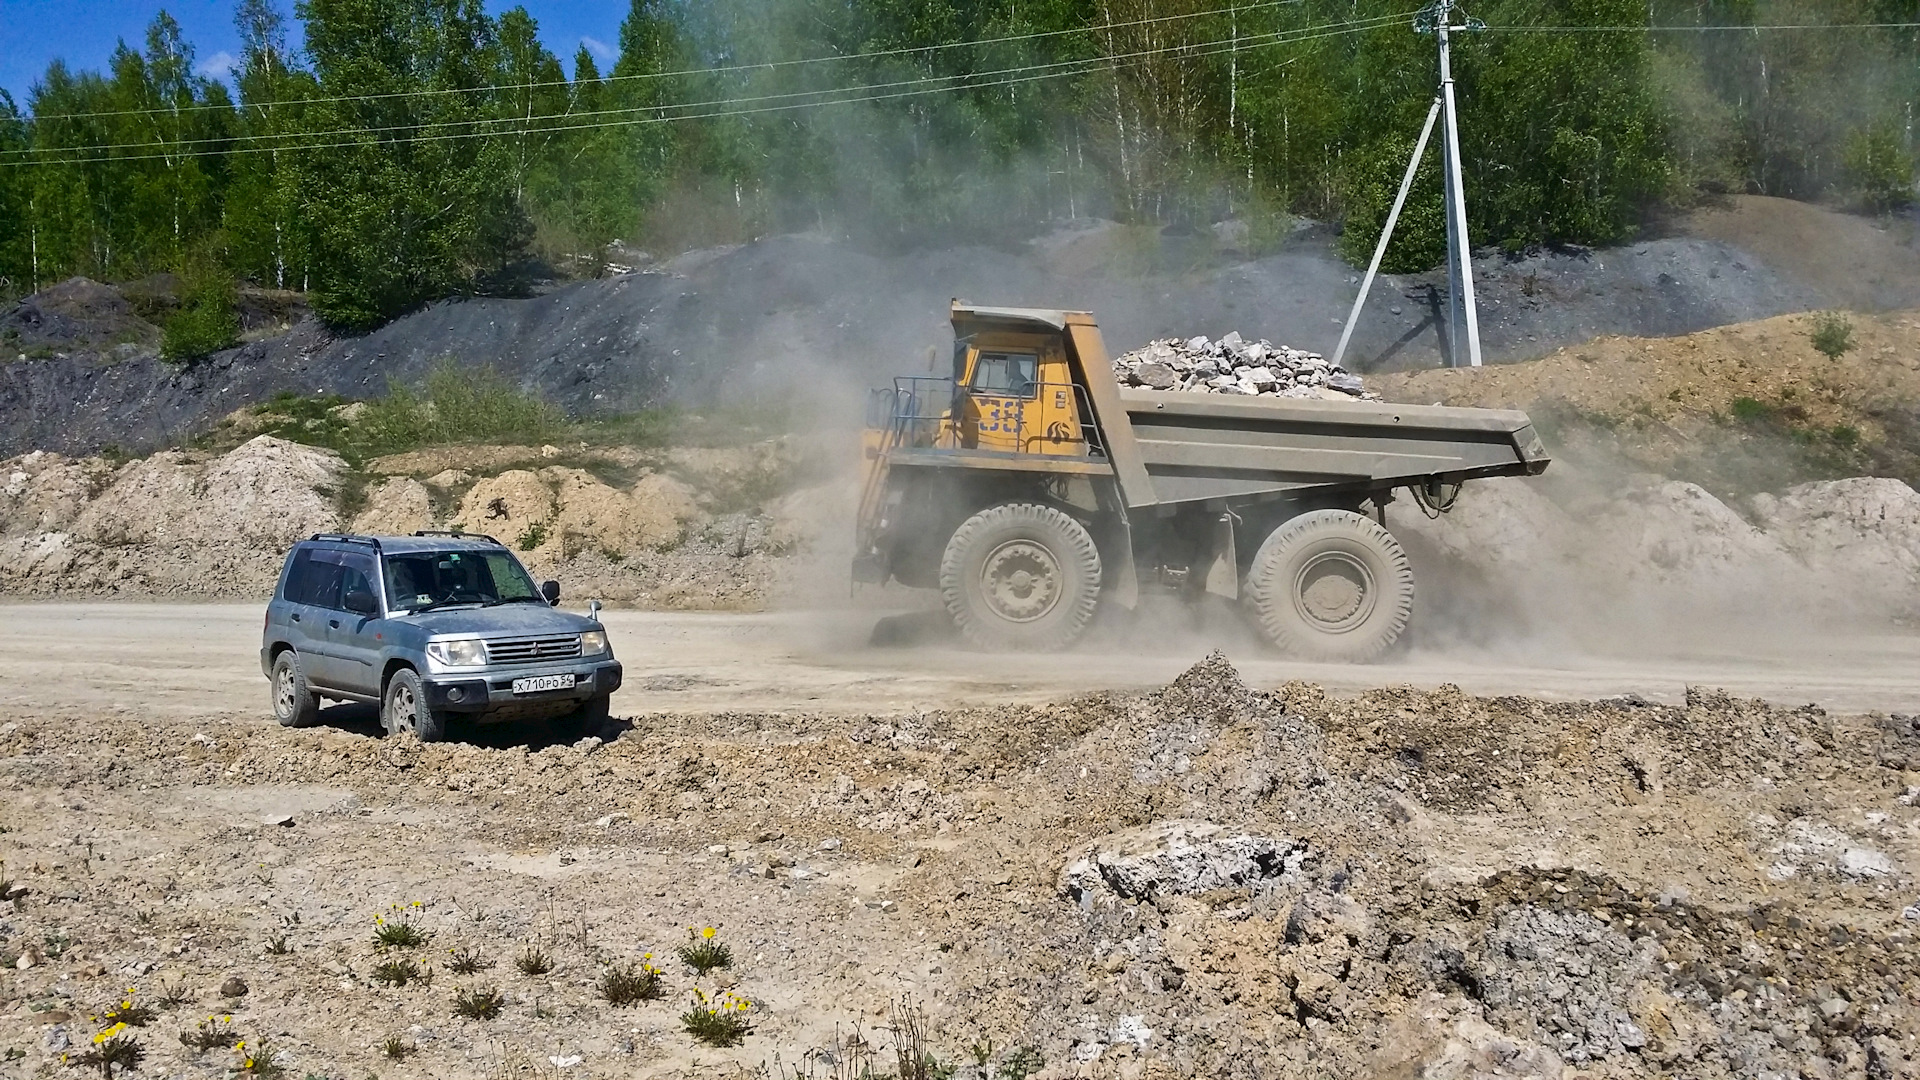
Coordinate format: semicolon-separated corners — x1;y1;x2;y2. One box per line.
579;630;609;657
427;638;488;667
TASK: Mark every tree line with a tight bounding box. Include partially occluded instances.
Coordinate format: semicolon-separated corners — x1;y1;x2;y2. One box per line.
0;0;1913;346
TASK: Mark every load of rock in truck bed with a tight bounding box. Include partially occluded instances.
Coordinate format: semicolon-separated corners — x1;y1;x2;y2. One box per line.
1114;331;1379;400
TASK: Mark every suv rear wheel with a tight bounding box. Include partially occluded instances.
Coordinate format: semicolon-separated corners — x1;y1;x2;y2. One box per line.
383;668;448;742
270;652;321;728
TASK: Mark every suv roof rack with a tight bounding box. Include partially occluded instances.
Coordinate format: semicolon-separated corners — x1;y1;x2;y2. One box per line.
414;529;504;546
308;533;382;549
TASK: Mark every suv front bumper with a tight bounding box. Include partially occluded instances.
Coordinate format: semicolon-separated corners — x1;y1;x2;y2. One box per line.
422;659;623;713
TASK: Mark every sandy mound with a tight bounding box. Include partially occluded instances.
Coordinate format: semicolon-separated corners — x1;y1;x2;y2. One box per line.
1680;195;1920;313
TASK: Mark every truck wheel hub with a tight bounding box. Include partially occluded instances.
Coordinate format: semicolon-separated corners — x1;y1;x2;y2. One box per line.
981;540;1062;622
1294;552;1374;631
389;684;417;733
274;669;294;716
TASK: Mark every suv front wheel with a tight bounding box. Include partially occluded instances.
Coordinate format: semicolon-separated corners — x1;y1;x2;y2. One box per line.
271;652;321;728
383;668;448;742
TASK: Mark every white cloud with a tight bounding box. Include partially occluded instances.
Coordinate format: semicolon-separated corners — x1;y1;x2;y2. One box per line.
580;36;614;61
196;51;238;79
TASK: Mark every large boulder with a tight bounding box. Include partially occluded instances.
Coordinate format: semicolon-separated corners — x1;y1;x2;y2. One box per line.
1058;820;1307;905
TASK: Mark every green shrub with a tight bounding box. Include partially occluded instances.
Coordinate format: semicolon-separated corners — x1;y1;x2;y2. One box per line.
1809;311;1854;361
1730;397;1771;422
1843;125;1916;212
160;271;239;364
358;361;564;453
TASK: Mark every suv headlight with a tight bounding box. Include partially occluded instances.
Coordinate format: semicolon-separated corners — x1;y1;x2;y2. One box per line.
580;630;609;657
427;638;488;667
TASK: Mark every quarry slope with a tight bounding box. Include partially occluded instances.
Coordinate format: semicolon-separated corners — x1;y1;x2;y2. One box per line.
7;195;1913;458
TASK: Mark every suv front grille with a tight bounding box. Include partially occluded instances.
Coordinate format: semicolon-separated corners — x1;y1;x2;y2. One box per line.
485;634;582;665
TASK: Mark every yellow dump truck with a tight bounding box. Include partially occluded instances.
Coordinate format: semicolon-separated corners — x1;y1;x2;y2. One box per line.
854;302;1550;658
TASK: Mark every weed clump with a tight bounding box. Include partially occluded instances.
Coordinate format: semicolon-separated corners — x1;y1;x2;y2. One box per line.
677;926;732;975
100;991;156;1027
373;903;431;949
372;958;428;987
234;1036;284;1078
265;933;292;956
447;946;491;975
380;1035;415;1060
180;1014;240;1051
599;957;666;1006
681;988;753;1047
72;1022;144;1077
452;985;505;1020
514;944;553;975
1810;310;1855;360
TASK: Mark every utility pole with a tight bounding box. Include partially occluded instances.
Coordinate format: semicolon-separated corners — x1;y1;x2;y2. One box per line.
1331;0;1483;371
1434;0;1482;368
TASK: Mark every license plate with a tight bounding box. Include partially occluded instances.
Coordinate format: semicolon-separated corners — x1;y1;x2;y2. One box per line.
511;674;575;695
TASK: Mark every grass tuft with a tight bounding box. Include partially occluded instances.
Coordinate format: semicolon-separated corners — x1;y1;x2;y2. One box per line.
680;988;753;1047
73;1024;144;1078
452;985;505;1020
180;1015;240;1051
265;933;292;956
102;993;156;1027
372;904;431;950
513;944;553;975
599;958;666;1006
380;1034;415;1060
372;959;428;988
446;946;491;975
676;926;732;975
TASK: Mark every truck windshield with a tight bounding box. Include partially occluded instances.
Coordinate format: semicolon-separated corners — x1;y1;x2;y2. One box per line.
384;550;541;611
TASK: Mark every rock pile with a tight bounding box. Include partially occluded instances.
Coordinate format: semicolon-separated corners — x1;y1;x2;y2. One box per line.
1113;331;1377;400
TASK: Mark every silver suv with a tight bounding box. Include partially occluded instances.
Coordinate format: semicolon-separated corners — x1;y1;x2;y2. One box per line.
261;532;622;742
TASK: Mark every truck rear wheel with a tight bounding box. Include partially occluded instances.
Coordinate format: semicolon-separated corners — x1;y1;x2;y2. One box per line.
1246;509;1413;662
940;503;1101;651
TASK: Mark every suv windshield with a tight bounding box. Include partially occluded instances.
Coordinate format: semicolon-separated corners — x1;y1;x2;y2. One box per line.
383;549;541;612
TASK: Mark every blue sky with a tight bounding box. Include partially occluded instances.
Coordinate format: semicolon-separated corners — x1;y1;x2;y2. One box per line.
0;1;629;105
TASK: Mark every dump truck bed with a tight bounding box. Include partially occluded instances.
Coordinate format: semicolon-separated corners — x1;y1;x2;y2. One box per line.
1113;389;1549;507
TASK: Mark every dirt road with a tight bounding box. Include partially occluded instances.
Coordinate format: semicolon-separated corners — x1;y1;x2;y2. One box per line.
2;601;1917;717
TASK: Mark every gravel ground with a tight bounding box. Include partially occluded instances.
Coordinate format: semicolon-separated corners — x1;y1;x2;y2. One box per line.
1;655;1916;1079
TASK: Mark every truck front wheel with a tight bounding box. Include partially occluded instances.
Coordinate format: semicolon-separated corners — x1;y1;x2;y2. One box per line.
940;503;1102;651
1246;509;1413;662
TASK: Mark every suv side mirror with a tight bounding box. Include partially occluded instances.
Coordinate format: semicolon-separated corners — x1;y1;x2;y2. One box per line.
541;580;561;605
344;587;378;615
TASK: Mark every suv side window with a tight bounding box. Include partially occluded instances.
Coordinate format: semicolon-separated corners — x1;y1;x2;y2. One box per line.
285;548;377;611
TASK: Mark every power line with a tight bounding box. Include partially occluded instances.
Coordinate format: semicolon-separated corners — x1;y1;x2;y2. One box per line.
5;12;1412;166
24;0;1314;124
1480;21;1920;32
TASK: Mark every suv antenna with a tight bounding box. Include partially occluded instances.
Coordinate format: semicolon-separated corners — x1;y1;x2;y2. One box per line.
1332;0;1484;371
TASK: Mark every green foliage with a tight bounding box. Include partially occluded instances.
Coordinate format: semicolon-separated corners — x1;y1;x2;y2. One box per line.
1810;311;1855;360
676;927;733;975
0;0;1914;313
160;262;240;363
1730;397;1771;422
1843;124;1916;212
357;362;565;453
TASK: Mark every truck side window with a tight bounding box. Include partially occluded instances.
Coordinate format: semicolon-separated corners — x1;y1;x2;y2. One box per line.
972;352;1038;398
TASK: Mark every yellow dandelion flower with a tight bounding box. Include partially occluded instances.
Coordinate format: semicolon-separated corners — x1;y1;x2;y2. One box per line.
702;927;716;940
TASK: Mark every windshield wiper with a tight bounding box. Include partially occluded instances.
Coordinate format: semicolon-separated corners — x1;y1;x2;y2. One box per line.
408;598;484;613
482;595;550;607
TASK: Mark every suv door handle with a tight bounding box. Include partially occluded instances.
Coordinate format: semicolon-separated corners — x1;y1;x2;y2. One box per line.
290;613;301;622
329;619;341;629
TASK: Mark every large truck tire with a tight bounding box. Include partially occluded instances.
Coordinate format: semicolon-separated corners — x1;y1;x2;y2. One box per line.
1246;509;1413;662
940;503;1102;651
